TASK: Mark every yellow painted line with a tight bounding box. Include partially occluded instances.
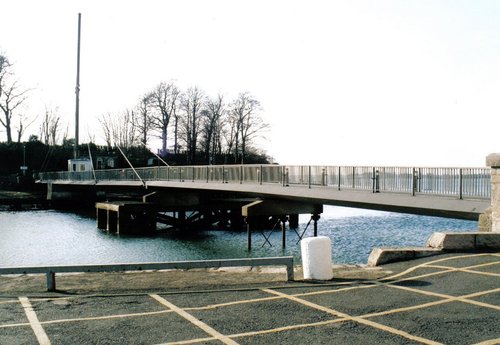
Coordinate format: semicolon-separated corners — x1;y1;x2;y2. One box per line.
361;299;452;319
229;318;348;339
0;299;20;305
426;262;500;277
472;338;500;345
445;268;499;278
19;297;51;345
184;295;281;311
40;309;172;325
150;294;239;345
183;285;378;312
155;336;216;345
161;319;350;344
383;257;499;286
262;288;442;345
385;283;500;311
381;253;497;281
292;283;378;298
0;321;31;328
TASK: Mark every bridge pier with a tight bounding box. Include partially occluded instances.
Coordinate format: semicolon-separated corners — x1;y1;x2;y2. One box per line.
243;199;323;250
96;201;156;234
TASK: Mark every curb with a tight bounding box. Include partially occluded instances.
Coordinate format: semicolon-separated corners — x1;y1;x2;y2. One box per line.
368;232;500;266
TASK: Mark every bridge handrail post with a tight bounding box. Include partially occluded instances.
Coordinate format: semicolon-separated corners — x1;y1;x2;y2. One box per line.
459;168;463;200
282;166;289;187
412;168;417;196
308;166;311;189
338;166;341;190
352;167;356;189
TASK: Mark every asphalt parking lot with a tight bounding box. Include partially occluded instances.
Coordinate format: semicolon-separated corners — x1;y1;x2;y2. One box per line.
1;252;499;345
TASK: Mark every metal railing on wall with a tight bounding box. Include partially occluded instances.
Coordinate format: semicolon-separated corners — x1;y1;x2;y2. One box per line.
38;164;491;200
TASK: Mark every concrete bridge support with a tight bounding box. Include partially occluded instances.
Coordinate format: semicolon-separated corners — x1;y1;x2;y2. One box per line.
479;153;500;232
96;201;156;234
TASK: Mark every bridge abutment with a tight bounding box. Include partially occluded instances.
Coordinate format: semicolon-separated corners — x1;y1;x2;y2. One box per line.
483;153;500;232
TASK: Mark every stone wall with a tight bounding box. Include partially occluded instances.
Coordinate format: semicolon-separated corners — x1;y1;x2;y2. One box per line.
483;153;500;232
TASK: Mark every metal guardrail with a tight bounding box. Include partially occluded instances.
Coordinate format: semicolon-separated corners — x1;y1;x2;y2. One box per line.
0;256;294;291
38;164;491;200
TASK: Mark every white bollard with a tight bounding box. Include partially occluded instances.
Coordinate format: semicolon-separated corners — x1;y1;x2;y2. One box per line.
301;236;333;280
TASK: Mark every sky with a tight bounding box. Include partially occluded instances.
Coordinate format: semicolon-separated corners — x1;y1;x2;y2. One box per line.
1;0;500;167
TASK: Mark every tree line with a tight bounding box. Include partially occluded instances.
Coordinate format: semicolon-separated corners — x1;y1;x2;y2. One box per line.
99;82;269;165
1;52;271;166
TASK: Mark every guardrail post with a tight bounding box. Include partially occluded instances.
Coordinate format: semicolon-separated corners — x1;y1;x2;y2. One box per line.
47;271;56;292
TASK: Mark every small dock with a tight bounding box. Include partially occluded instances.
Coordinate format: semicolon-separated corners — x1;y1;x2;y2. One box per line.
96;201;156;234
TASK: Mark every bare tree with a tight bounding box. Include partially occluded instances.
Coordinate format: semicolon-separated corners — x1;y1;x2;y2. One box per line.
229;92;268;163
113;109;138;150
202;93;225;164
150;81;180;155
98;110;137;149
99;112;114;148
16;112;37;143
40;106;61;146
0;54;30;143
135;93;154;146
180;86;205;164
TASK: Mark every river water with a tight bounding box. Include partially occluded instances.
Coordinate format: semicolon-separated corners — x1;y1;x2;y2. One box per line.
0;207;477;267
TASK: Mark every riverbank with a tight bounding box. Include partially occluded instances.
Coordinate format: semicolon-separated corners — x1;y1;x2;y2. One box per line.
0;190;47;210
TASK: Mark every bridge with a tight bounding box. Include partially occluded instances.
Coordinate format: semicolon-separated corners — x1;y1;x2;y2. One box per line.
38;164;491;242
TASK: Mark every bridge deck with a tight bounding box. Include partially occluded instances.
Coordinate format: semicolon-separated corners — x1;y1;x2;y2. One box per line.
39;164;491;220
146;180;488;220
44;178;488;220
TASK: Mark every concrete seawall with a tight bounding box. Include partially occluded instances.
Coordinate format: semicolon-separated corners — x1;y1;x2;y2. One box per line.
368;231;500;266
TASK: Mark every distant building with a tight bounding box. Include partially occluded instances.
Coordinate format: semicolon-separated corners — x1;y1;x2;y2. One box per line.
96;156;118;170
68;158;92;172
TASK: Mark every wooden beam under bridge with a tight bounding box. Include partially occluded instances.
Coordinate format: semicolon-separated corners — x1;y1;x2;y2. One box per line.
242;199;323;250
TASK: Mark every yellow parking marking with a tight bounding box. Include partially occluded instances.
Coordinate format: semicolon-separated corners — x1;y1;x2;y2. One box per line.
381;253;497;281
472;338;500;345
155;336;216;345
19;297;51;345
262;288;442;345
229;318;348;339
184;295;281;311
150;294;239;345
386;283;500;310
0;299;19;305
426;262;500;277
0;321;30;328
40;310;172;325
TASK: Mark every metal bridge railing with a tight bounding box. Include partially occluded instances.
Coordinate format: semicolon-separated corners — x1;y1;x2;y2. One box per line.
38;164;491;200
